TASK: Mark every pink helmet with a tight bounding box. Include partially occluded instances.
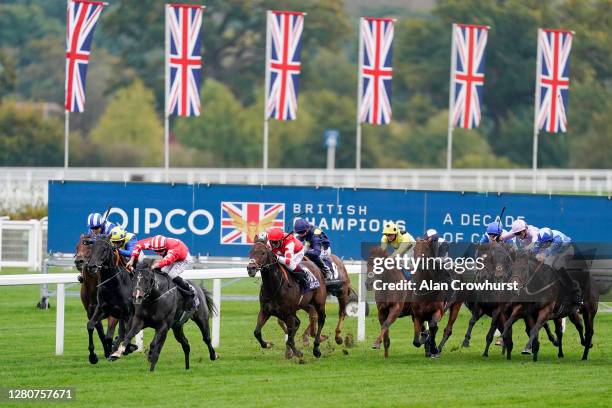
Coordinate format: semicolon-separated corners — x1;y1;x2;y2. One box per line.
510;219;528;234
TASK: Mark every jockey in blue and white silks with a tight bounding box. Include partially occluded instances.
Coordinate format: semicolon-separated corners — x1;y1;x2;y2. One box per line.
531;227;572;258
87;212;116;236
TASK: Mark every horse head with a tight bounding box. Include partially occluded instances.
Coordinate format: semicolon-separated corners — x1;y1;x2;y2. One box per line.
88;235;114;276
247;241;274;277
132;259;155;305
365;245;390;291
75;234;94;272
479;242;515;280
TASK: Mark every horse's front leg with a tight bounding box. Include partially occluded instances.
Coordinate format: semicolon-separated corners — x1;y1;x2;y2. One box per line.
373;303;401;357
285;314;302;359
86;305;106;364
254;309;273;349
148;325;170;372
522;304;554;358
438;301;462;353
483;308;501;357
462;307;483;348
109;317;144;361
334;286;350;345
105;316;119;353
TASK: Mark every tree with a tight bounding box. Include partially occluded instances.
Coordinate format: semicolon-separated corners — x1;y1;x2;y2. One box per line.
89;79;163;166
174;79;260;167
0;50;16;100
0;101;63;165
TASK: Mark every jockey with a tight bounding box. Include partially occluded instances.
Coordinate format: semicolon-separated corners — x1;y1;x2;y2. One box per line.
294;219;333;281
109;226;138;258
87;212;115;236
501;219;539;249
531;227;581;305
126;235;195;313
267;227;310;289
479;222;514;244
381;221;416;257
424;228;449;258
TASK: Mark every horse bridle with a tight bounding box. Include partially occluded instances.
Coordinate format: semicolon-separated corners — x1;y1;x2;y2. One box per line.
90;238;124;287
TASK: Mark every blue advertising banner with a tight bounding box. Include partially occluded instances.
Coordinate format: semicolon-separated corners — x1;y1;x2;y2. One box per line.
48;181;612;259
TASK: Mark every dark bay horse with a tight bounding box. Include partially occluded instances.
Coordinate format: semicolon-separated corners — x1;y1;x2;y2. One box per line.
301;253;353;346
111;259;218;371
247;241;327;359
86;236;134;363
410;238;448;358
365;246;412;358
502;249;596;361
75;234;118;363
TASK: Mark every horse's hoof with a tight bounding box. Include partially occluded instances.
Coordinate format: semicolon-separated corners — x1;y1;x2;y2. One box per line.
319;334;328;343
285;349;294;359
371;342;381;350
413;341;422;348
482;353;489;358
294;350;303;358
425;352;431;358
558;353;564;358
430;353;440;359
89;354;99;365
335;336;343;345
521;348;532;355
126;343;139;354
107;355;120;362
211;353;219;361
313;349;321;358
462;340;470;348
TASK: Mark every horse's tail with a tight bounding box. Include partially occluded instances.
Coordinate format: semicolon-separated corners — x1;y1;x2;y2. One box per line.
201;287;218;317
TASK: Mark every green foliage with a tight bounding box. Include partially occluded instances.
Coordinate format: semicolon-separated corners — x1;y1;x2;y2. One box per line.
89;79;163;166
0;101;63;165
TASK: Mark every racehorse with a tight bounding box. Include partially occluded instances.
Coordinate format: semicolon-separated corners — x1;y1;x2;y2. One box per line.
75;234;118;363
365;246;412;358
86;236;135;363
247;241;327;359
502;249;597;361
111;259;218;371
410;238;448;358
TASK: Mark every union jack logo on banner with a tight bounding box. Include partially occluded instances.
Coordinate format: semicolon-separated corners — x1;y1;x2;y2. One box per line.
166;4;203;117
64;0;105;113
221;202;285;245
265;10;304;121
358;17;394;125
535;29;573;133
450;24;489;129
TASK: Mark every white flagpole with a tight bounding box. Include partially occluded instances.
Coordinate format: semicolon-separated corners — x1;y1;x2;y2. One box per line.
262;11;272;185
64;110;69;169
532;29;543;193
355;18;364;171
164;5;170;182
447;24;457;171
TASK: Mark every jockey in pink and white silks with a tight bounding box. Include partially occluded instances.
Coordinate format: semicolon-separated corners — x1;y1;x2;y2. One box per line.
501;219;540;250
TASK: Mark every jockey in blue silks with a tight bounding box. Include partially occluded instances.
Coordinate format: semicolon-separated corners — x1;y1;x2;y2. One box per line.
293;218;333;280
531;227;581;305
479;222;515;244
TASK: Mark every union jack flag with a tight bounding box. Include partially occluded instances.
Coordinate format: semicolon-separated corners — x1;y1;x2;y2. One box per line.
64;0;105;113
450;24;489;129
535;28;573;133
358;17;394;125
166;4;204;117
265;10;304;121
221;202;285;245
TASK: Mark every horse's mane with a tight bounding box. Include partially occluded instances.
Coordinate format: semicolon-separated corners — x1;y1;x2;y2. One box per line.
135;258;155;272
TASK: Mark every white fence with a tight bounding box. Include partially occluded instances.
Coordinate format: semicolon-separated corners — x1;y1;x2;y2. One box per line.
0;265;366;355
0;217;46;270
2;167;612;211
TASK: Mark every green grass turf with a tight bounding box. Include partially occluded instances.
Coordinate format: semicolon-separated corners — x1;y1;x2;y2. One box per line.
0;267;611;408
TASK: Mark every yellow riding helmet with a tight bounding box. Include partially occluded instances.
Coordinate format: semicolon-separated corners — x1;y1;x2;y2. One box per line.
383;222;399;235
109;226;127;243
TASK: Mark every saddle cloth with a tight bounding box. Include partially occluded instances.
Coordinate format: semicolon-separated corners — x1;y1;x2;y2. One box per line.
301;265;320;291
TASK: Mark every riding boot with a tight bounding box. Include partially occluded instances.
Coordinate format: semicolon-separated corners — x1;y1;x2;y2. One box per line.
557;267;582;305
172;276;196;312
291;267;310;290
312;257;332;281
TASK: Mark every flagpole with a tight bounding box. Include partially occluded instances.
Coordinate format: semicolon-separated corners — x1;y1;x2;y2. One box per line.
447;23;457;171
64;110;69;170
355;18;364;171
164;4;170;183
262;11;272;185
532;29;543;194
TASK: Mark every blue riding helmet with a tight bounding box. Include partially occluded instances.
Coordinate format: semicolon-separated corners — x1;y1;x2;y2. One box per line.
538;227;554;242
294;218;310;234
87;213;104;228
486;222;502;236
